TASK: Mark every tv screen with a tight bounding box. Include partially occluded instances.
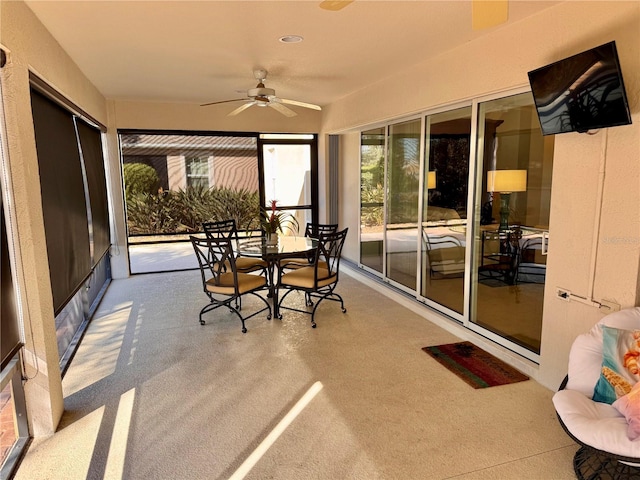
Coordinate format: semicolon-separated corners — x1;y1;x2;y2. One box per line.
528;41;632;136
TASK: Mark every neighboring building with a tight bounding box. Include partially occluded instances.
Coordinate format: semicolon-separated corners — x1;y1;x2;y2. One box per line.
120;133;259;192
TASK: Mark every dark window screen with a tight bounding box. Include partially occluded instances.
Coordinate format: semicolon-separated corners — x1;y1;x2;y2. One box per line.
30;89;91;314
1;201;21;369
76;119;110;263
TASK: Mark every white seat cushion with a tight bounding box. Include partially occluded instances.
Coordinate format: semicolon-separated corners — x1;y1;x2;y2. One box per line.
557;307;640;460
553;389;640;459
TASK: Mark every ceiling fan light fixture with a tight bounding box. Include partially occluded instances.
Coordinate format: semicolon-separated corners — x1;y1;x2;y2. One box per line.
255;95;270;106
319;1;354;11
279;35;303;44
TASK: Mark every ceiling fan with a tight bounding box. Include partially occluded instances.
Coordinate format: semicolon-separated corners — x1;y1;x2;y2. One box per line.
200;69;322;117
319;0;508;30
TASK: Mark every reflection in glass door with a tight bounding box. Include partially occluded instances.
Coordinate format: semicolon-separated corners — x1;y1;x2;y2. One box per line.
360;128;385;273
387;119;421;291
421;107;471;316
471;92;553;356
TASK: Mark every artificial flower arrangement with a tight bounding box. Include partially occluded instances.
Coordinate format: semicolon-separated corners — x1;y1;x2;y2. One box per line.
260;200;299;236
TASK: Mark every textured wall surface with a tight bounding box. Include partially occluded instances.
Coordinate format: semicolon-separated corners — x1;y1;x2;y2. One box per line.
326;1;640;390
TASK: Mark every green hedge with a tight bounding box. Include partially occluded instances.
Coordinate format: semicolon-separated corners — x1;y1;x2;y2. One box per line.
126;186;261;235
123;163;159;198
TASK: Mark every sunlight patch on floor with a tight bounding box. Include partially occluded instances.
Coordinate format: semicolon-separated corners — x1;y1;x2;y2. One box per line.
228;381;323;480
63;303;133;397
105;388;136;480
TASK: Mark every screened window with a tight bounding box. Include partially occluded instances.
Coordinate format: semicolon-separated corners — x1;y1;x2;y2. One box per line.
120;131;262;273
186;157;209;188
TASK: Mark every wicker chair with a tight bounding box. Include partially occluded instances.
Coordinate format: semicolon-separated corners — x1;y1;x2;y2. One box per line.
553;308;640;479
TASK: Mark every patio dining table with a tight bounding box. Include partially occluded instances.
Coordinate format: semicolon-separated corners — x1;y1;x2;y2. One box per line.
237;234;319;317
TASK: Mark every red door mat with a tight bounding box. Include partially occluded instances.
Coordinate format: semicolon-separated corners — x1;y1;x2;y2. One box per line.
422;341;529;388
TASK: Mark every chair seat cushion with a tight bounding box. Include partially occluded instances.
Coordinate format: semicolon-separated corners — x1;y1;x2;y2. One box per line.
280;266;335;289
279;258;328;270
206;272;266;295
553;389;640;459
278;256;311;269
234;257;268;271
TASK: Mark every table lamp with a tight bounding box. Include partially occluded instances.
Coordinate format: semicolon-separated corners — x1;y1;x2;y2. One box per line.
427;171;436;190
487;169;527;230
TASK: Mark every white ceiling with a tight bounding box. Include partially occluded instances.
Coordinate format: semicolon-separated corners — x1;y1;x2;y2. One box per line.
24;0;560;110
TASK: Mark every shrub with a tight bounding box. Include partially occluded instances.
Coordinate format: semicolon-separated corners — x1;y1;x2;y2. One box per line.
126;192;179;234
123;163;159;198
125;185;261;235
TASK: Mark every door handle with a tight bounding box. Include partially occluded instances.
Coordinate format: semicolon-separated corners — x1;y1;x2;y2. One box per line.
541;231;549;255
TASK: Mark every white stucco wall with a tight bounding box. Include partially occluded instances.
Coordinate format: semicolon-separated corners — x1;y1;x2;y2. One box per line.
321;1;640;390
112;99;321;133
0;0;109;434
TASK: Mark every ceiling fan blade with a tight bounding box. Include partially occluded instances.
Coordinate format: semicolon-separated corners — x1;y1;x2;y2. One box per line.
228;102;256;116
278;98;322;111
200;98;246;107
472;0;508;30
269;102;297;117
319;1;354;11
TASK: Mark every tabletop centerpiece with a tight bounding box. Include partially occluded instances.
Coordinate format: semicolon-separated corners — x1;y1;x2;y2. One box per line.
260;200;299;245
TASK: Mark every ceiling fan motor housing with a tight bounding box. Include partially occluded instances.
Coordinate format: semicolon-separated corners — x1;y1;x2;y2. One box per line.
248;87;276;99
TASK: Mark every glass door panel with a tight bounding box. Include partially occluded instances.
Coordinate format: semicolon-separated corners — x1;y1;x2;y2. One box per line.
261;143;313;235
387;119;421;290
471;92;554;355
360;128;385;273
421;107;471;315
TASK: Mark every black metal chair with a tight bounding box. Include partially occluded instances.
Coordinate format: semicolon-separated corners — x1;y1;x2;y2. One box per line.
478;227;522;285
278;222;339;271
202;219;268;277
191;236;271;333
517;236;547;284
276;228;348;328
422;229;466;279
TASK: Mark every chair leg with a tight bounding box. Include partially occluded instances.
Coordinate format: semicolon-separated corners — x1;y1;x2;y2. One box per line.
199;302;220;325
309;290;347;328
200;295;270;333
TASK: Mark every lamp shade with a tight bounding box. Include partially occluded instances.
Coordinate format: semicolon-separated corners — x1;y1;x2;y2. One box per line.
487;169;527;193
427;171;436;189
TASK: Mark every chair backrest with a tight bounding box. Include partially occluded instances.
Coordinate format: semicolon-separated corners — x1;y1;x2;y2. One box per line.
423;232;465;271
305;222;339;238
190;235;238;293
313;228;348;283
423;232;463;250
520;236;547;265
567;307;640;396
202;219;238;240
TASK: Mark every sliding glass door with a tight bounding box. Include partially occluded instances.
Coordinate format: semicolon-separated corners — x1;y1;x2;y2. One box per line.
386;119;421;291
358;90;553;361
421;107;471;316
470;92;553;356
360;128;385;273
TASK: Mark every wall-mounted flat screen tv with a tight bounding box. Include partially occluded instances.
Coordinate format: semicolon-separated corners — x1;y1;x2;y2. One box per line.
528;41;632;136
